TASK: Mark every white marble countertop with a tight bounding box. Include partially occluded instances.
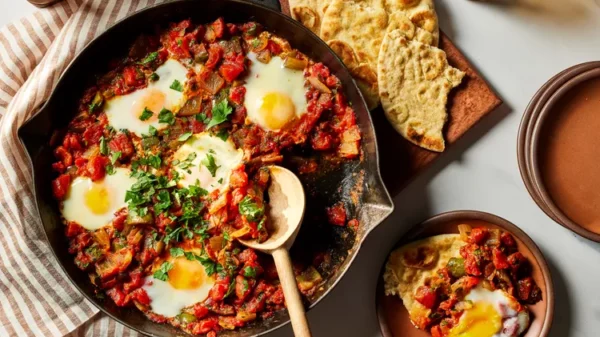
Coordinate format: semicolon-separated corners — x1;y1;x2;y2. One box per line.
3;1;600;336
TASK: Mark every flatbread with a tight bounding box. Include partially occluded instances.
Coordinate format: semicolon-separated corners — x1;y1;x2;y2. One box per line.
384;0;439;46
383;234;463;326
378;29;465;152
320;0;388;110
288;0;332;35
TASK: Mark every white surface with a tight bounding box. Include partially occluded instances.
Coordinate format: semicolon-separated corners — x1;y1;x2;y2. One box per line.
2;1;600;336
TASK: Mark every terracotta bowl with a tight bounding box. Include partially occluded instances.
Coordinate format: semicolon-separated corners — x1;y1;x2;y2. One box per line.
517;62;600;240
528;66;600;242
376;211;554;337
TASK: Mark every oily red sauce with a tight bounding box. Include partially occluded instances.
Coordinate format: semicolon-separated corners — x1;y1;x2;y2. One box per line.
540;76;600;233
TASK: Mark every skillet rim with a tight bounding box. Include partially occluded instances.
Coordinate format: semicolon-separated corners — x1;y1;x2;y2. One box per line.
18;0;395;336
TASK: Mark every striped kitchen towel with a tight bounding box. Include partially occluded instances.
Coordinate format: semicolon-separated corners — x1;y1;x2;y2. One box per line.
0;1;174;336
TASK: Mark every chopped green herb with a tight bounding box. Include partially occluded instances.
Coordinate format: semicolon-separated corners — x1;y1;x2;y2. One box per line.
170;79;184;92
139;107;153;121
239;196;264;222
178;152;197;170
153;261;173;281
154;190;172;214
178;132;193;142
243;266;257;278
140;51;159;65
216;129;229;141
148;125;158;136
201;153;220;177
158;108;175;125
110;151;121;165
149;72;159;82
196;113;208;123
207;100;233;129
218;178;223;184
106;165;115;175
170;247;184;258
184;251;196;261
223;231;230;241
99;136;108;155
193;253;218;276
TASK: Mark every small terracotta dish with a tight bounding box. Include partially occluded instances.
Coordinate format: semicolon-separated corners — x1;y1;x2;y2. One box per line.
517;62;600;242
376;211;554;337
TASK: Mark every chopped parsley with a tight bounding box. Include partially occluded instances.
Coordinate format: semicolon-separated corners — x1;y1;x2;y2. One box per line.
99;136;108;155
178;132;193;142
110;151;121;165
196;113;208;123
154;190;172;214
223;231;230;241
158;108;175;125
239;196;264;222
206;100;233;129
148;125;158;136
178;152;197;170
139;107;153;121
243;266;257;278
149;72;159;82
106;165;115;175
201;153;220;177
170;79;184;92
216;129;229;141
170;247;185;258
218;178;223;184
140;51;159;65
153;261;173;281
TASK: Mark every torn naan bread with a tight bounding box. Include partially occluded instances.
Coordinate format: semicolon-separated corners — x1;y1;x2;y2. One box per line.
383;234;463;327
377;28;464;152
289;0;332;35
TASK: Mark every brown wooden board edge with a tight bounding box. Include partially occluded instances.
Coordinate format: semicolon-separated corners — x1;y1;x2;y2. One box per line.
279;1;503;196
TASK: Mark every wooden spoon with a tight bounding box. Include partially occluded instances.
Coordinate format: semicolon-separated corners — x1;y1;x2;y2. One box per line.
239;165;312;337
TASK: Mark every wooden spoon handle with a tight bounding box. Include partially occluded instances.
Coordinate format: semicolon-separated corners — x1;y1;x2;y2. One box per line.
272;248;312;337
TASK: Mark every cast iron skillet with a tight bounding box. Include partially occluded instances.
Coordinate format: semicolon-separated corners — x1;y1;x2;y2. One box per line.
18;0;394;336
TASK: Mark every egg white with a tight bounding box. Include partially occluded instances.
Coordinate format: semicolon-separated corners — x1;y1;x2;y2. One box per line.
105;59;188;137
244;52;308;131
172;132;243;193
61;168;136;230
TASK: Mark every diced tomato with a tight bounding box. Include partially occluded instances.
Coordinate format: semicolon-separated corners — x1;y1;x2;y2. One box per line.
230;167;248;188
211;18;226;39
209;281;229;302
129;288;150;306
87;156;109;181
112;212;127;231
438;296;458;311
108;133;134;160
326;202;346;226
226;23;238;35
52;162;66;173
266;40;281;55
54;146;73;167
325;75;338;88
468;227;489;244
123;269;144;293
190;119;205;133
229;86;246;105
414;286;437;309
207;331;217;337
155;213;174;233
52;174;71;200
205;44;223;69
122;66;145;87
219;55;245;82
82;123;104;145
311;129;334;150
461;276;481;293
492;247;510;270
464;255;481;276
191;317;219;335
65;222;84;238
431;325;443;337
238;249;258;264
63;133;83;151
500;232;517;247
230;106;247;124
347;219;359;231
235;275;253;301
106;287;128;307
193;303;210;319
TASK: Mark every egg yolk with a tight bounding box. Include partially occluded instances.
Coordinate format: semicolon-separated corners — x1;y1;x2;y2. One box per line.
168;257;207;290
448;302;502;337
258;92;296;130
134;88;166;121
84;184;111;215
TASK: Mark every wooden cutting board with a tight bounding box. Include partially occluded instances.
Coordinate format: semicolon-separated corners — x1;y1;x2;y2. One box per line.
279;1;502;196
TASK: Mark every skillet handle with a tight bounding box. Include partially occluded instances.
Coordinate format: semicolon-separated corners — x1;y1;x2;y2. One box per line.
244;0;281;12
